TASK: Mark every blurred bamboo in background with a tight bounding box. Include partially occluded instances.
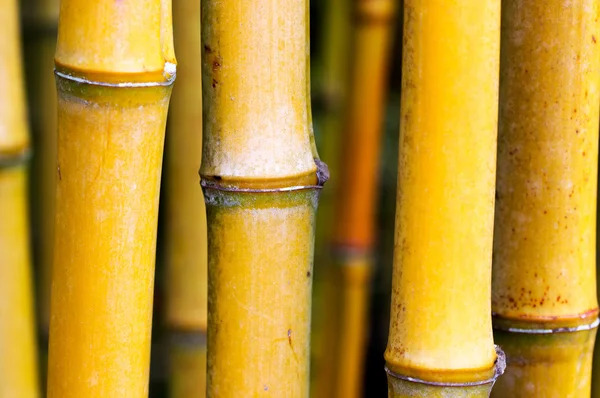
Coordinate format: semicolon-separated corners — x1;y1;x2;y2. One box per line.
0;0;39;396
164;0;207;396
329;0;396;397
47;0;176;396
201;0;326;395
491;1;600;396
21;0;59;385
385;1;503;396
310;0;351;395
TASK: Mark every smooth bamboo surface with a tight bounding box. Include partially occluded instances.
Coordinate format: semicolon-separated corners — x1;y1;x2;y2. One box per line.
0;167;39;398
491;1;600;395
331;1;396;396
0;0;39;396
385;0;501;393
23;0;60;338
47;1;175;396
201;0;322;395
165;0;207;334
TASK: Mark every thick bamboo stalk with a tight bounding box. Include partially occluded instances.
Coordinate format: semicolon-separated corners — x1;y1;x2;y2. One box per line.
310;0;351;396
201;0;325;395
0;0;39;396
22;0;60;340
331;1;396;397
46;1;176;396
164;0;207;396
491;1;600;396
384;1;503;396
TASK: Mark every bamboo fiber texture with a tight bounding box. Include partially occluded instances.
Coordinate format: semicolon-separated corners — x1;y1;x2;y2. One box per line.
201;0;323;396
47;1;175;396
385;0;502;395
491;1;600;396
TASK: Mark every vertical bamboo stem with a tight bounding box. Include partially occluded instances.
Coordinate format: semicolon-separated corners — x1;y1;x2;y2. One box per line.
22;0;60;387
310;0;351;396
384;1;503;396
23;0;60;343
491;1;600;396
331;1;397;397
47;1;176;396
0;0;39;396
164;0;207;395
201;0;325;395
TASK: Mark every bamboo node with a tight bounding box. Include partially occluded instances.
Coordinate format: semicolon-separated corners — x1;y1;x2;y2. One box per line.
492;315;600;334
54;69;176;88
0;148;31;168
385;346;506;388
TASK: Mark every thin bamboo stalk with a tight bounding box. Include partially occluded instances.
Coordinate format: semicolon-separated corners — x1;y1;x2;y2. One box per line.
164;0;207;395
331;1;396;397
384;1;503;396
491;1;600;396
46;1;176;396
0;0;39;396
169;334;207;397
310;0;351;396
201;0;325;395
22;0;60;338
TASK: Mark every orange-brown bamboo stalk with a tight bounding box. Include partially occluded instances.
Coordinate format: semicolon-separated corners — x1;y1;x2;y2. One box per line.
201;0;326;395
491;1;600;396
385;1;504;395
310;0;352;396
164;0;207;395
46;0;176;396
0;0;39;396
330;1;397;397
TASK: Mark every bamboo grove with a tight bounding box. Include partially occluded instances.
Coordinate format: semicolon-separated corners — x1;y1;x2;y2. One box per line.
2;0;600;396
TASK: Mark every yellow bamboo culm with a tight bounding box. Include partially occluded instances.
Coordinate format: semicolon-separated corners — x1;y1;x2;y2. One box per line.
46;1;176;397
491;2;600;396
310;0;351;396
22;0;60;341
0;0;39;396
331;1;397;397
384;1;504;396
201;0;325;395
164;0;207;395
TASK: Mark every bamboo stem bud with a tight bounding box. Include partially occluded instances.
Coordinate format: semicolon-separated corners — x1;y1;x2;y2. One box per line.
47;1;176;396
385;0;502;394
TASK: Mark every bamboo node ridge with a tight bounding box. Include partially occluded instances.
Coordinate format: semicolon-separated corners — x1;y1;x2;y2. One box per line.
385;346;506;387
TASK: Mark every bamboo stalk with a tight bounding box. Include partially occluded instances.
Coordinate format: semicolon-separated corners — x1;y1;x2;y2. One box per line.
384;1;503;396
331;1;396;397
491;1;600;396
46;1;176;396
201;0;326;395
0;0;39;396
22;0;60;338
310;0;351;396
164;0;207;395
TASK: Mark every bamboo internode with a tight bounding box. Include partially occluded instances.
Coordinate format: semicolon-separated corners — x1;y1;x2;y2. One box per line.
47;1;175;396
385;1;503;395
201;0;324;395
0;0;39;396
491;1;600;395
